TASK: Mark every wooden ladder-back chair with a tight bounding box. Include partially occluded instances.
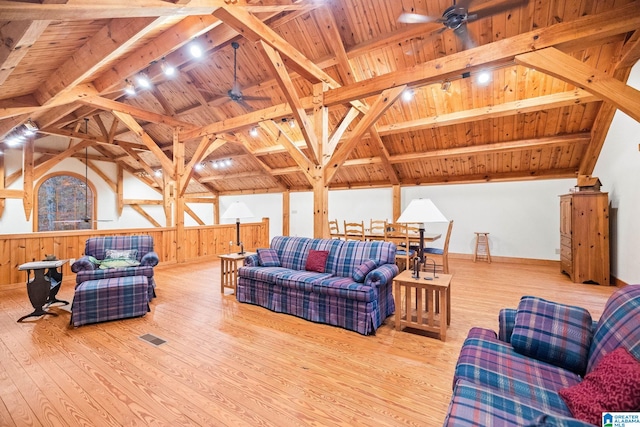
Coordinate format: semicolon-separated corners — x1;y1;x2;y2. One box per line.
386;222;416;271
423;220;454;274
343;220;365;241
328;219;341;239
369;219;387;240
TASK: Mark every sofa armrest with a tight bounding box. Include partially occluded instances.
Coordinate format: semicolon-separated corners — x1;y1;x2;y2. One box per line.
71;256;97;273
525;414;597;427
244;254;259;267
140;251;159;267
498;308;516;342
364;263;399;287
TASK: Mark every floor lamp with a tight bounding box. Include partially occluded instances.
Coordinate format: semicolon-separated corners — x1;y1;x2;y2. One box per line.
397;198;448;280
221;201;254;254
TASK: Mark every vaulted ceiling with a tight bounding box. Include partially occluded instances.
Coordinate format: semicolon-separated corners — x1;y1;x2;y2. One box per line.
1;0;640;196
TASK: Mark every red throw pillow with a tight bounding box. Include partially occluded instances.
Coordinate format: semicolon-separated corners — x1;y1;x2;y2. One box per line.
559;347;640;426
305;250;329;273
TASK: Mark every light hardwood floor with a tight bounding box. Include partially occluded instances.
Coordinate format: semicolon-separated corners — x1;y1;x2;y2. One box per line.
0;259;618;427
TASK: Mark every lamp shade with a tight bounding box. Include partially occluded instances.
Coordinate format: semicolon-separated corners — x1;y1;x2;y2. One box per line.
397;198;447;224
221;201;254;220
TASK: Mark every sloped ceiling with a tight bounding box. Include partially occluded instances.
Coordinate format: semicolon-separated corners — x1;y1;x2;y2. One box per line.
1;0;640;196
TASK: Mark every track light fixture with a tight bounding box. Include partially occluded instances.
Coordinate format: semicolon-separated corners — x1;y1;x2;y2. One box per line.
441;80;451;92
250;127;258;137
124;79;136;96
136;72;151;89
189;43;203;58
402;88;415;102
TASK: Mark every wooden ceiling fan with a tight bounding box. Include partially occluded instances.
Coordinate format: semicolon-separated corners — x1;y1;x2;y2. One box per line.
399;0;528;51
197;41;271;109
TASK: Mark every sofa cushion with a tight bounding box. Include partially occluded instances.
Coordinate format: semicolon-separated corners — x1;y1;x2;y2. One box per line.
99;258;141;269
257;248;281;267
274;270;333;292
559;347;640;426
352;259;377;282
587;285;640;374
269;236;313;270
305;250;329;273
85;235;154;261
334;240;396;277
238;266;290;283
511;296;593;375
444;379;558;427
454;327;580;415
75;265;155;284
316;277;377;302
307;238;344;274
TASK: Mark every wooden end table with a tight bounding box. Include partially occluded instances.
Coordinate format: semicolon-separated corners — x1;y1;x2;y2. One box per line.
393;270;452;341
218;252;254;294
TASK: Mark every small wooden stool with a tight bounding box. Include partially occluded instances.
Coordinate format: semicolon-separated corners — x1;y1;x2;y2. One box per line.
473;232;491;263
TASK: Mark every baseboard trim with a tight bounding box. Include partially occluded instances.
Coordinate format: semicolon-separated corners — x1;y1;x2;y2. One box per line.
449;253;560;267
612;275;629;287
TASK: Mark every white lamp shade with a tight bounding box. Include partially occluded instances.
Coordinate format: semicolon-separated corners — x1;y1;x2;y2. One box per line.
221;201;254;220
396;198;447;223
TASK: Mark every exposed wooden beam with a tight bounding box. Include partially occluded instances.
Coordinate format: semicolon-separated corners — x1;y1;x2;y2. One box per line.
325;86;405;185
258;120;314;183
369;129;399;185
112;111;174;174
180;137;226;196
34;140;93;180
22;137;34;220
515;48;640;123
0;20;50;85
130;204;161;227
80;97;196;129
258;41;319;165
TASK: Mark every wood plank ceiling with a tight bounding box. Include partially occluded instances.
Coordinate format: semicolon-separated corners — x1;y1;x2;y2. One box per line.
1;0;640;196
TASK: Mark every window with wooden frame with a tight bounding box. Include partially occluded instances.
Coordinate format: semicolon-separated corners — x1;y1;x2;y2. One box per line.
36;173;96;231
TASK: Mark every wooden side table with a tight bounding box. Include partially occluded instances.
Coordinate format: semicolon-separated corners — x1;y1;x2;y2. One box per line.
218;252;254;294
393;270;452;341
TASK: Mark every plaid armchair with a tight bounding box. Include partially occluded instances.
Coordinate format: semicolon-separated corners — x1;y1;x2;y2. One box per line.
71;235;159;299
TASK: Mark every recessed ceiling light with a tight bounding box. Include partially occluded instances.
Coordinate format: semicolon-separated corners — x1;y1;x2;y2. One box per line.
189;43;203;58
136;73;151;89
477;71;491;85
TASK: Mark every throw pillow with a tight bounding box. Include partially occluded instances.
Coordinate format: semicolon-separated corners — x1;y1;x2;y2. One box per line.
99;259;141;269
559;347;640;426
352;259;377;282
105;249;138;260
511;296;593;375
257;248;281;267
305;249;329;273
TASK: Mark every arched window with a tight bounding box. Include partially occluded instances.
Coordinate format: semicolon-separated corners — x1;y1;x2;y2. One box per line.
36;173;96;231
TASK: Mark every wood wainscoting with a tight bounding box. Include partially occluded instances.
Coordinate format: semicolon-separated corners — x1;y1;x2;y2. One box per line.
0;218;270;286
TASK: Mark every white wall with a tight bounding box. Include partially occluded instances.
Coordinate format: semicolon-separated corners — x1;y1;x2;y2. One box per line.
592;62;640;284
219;193;282;242
327;181;572;260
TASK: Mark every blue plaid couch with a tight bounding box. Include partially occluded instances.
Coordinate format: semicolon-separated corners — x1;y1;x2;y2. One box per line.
237;236;399;335
444;285;640;426
71;235;159;299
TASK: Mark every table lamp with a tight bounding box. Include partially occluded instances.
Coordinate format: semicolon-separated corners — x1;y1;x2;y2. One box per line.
397;198;448;279
221;201;254;254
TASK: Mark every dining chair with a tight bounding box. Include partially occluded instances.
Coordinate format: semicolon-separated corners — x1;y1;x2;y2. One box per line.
423;220;454;274
369;219;387;240
343;220;365;241
386;222;416;270
328;219;341;239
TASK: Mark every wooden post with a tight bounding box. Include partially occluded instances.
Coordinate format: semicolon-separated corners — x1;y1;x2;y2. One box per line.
282;190;290;236
312;82;329;238
393;185;401;221
0;153;5;218
22;136;34;221
173;128;185;263
116;165;124;217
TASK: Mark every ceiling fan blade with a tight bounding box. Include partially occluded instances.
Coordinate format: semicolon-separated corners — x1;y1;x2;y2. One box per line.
456;0;475;12
236;99;254;110
468;0;529;22
196;87;226;97
398;12;440;24
241;95;271;101
453;23;475;50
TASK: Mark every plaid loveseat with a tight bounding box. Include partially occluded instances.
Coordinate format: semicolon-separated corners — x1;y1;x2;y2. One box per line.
237;236;399;335
71;235;159;299
444;285;640;426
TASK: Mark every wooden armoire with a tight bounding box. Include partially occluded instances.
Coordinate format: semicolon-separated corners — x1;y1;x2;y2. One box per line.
559;191;610;286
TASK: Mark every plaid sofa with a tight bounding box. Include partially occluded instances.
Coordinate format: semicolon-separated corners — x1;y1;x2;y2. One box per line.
71;235;159;299
444;285;640;426
237;236;399;335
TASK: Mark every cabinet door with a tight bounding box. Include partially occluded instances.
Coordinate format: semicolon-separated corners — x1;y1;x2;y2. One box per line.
559;196;573;277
